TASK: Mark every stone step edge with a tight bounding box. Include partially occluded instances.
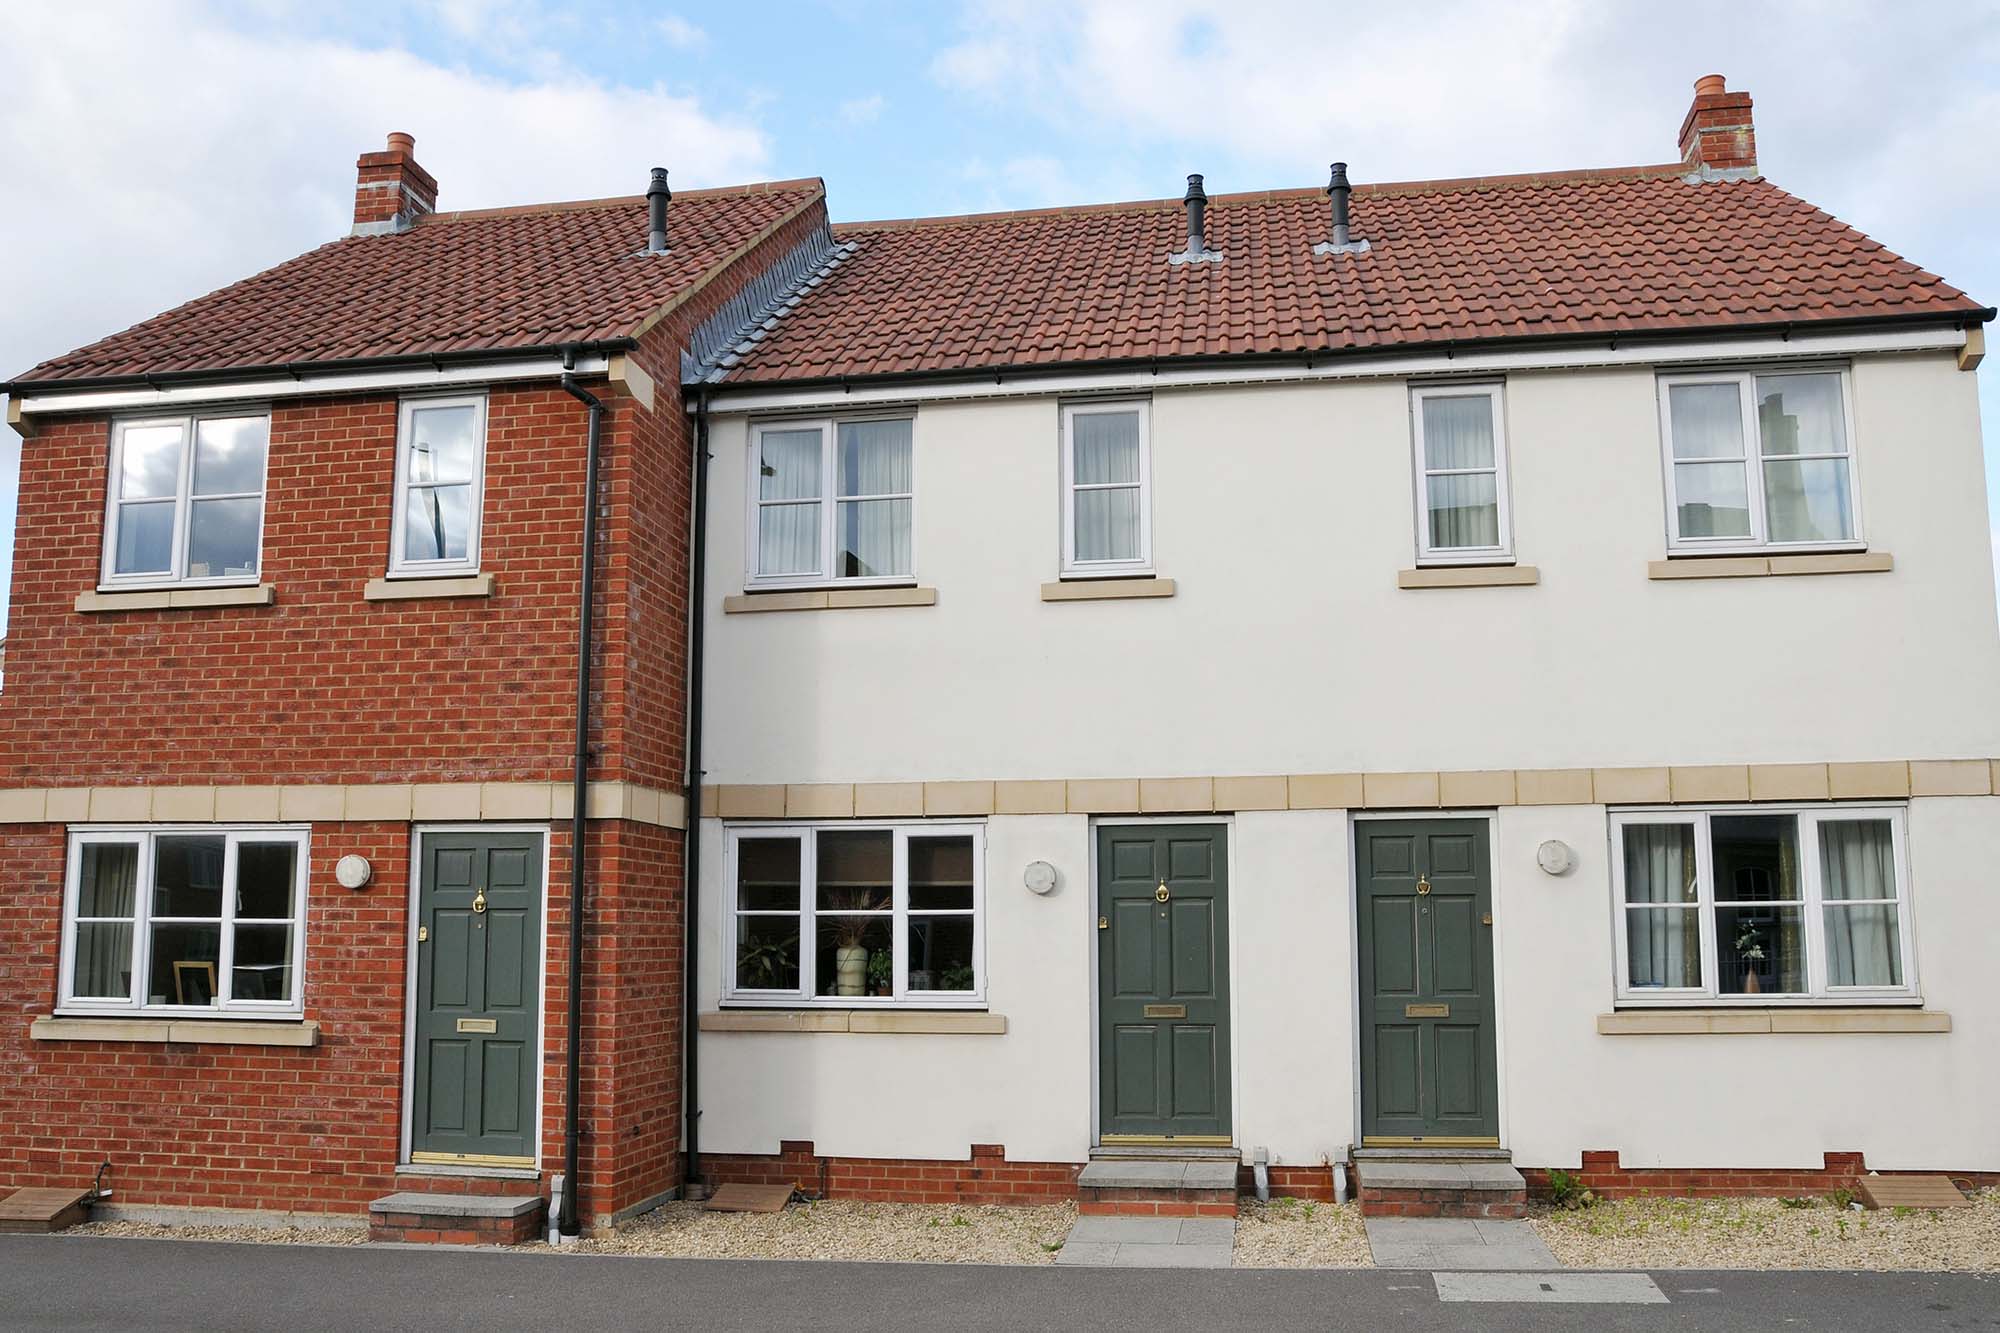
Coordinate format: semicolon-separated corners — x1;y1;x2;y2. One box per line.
367;1191;543;1220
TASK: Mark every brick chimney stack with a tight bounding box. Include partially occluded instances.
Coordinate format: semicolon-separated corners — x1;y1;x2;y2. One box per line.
1679;74;1757;177
352;131;438;235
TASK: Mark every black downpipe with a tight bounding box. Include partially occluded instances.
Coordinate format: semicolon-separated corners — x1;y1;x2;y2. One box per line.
682;389;713;1197
558;364;606;1235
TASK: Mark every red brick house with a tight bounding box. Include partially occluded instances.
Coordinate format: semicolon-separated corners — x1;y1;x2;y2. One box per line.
4;75;1997;1237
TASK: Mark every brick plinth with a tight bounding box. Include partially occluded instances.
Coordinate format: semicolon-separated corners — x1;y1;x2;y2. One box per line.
1357;1189;1527;1220
1236;1164;1338;1202
368;1205;543;1246
702;1142;1081;1206
1523;1150;2000;1200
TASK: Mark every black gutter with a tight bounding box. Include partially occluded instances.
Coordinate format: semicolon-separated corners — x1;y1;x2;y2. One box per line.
2;339;640;398
557;356;607;1236
690;309;1995;400
682;388;713;1199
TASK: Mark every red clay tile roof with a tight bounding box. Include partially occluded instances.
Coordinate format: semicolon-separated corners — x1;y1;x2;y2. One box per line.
719;166;1987;383
9;179;824;386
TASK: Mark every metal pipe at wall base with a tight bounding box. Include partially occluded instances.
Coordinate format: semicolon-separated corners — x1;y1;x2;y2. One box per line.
682;388;712;1198
558;362;606;1235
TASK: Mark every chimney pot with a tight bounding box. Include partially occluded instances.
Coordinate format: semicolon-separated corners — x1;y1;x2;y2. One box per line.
1678;73;1757;177
353;132;438;234
646;167;672;254
1183;173;1208;255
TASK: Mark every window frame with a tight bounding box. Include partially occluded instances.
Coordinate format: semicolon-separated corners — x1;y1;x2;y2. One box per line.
743;414;918;590
388;392;489;578
1608;805;1917;1007
721;821;986;1009
1059;400;1154;579
1656;366;1865;556
99;409;273;590
56;824;311;1019
1410;382;1514;566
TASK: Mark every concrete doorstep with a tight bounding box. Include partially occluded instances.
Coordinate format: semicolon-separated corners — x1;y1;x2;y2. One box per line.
1054;1215;1235;1269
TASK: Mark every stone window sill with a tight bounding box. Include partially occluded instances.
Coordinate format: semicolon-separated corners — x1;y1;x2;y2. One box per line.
724;586;937;614
700;1010;1006;1034
1040;577;1176;602
1597;1008;1946;1035
76;584;276;613
364;573;495;601
1648;552;1892;581
31;1015;321;1046
1398;565;1539;590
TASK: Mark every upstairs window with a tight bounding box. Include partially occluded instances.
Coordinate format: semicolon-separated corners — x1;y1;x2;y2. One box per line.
749;417;914;587
1611;806;1915;1004
1411;384;1512;563
390;395;487;577
102;412;270;588
1061;401;1152;577
1659;369;1860;553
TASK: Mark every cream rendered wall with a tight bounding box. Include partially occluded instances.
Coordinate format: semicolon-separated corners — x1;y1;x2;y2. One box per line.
695;814;1095;1163
1493;798;2000;1171
702;351;2000;783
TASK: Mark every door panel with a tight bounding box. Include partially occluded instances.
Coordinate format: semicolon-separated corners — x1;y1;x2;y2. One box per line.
1357;819;1499;1142
410;831;544;1165
1097;824;1231;1141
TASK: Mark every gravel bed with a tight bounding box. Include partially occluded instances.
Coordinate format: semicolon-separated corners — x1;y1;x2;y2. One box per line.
1231;1197;1372;1268
74;1220;366;1246
562;1199;1077;1265
1530;1188;2000;1271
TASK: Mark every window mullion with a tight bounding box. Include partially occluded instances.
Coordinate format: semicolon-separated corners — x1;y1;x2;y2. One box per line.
1798;811;1827;998
892;830;909;1003
217;834;239;1012
819;423;837;580
1739;374;1767;546
799;831;817;1001
172;414;196;582
133;835;156;1009
1694;813;1719;999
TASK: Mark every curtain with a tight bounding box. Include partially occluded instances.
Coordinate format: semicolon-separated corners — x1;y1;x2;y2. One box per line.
1421;396;1498;549
1624;824;1699;988
74;842;138;998
1669;382;1752;539
1820;820;1901;986
1072;411;1141;561
836;421;912;577
757;429;823;575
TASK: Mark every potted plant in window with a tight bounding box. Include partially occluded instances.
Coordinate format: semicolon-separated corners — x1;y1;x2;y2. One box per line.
866;949;893;998
737;929;798;991
1734;919;1766;995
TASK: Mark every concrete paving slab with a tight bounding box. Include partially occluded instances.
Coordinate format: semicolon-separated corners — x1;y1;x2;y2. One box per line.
1056;1211;1238;1269
1181;1161;1238;1191
1176;1218;1236;1245
1051;1241;1120;1267
1435;1272;1668;1304
1109;1243;1232;1269
1364;1217;1557;1271
1076;1161;1188;1189
1068;1216;1183;1245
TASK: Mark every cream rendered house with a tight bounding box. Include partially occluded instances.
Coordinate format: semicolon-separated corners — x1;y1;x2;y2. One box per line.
682;77;1999;1208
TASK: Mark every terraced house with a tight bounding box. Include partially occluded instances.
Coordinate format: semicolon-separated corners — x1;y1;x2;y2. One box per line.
2;75;1995;1238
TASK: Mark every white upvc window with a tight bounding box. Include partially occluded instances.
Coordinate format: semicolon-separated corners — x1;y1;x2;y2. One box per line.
101;411;271;588
58;826;310;1017
389;394;488;577
1410;383;1512;564
723;822;984;1007
1060;401;1152;577
1610;806;1916;1006
1658;367;1862;554
747;416;915;588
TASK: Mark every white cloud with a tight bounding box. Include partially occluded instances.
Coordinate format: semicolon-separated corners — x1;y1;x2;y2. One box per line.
655;14;708;51
839;94;886;126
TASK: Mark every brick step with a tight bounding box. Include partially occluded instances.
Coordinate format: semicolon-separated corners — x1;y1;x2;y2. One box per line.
1076;1158;1238;1218
368;1191;545;1245
392;1169;545;1198
1354;1160;1527;1219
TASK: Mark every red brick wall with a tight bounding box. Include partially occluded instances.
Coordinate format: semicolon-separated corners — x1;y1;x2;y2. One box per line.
704;1141;1082;1206
1524;1150;2000;1200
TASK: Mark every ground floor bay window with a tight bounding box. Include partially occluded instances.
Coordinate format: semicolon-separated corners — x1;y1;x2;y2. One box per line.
725;823;984;1006
1611;806;1914;1003
58;826;309;1015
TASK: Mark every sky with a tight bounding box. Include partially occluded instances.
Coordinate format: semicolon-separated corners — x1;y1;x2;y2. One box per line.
1;0;1996;630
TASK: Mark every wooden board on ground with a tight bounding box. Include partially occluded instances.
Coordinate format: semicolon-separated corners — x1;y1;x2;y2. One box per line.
1855;1175;1970;1210
0;1187;94;1234
704;1183;795;1213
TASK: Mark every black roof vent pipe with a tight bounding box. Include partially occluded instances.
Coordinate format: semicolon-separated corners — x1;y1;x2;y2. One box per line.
1315;161;1371;256
646;167;672;254
1183;174;1208;254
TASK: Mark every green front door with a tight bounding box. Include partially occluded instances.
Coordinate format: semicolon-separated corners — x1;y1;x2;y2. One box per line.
1357;819;1499;1144
1097;824;1231;1143
410;831;544;1166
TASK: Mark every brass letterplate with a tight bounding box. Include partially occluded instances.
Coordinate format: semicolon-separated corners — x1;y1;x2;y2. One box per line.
1142;1003;1187;1019
456;1018;499;1034
1404;1003;1449;1018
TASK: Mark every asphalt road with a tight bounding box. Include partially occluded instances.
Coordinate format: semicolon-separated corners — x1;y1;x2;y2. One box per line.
1;1236;1997;1331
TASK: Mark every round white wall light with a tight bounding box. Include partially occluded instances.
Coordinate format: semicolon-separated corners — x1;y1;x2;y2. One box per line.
1023;860;1059;895
335;854;374;890
1536;840;1574;876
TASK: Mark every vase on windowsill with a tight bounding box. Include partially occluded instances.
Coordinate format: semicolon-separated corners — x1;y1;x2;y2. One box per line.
1741;969;1762;995
834;946;868;997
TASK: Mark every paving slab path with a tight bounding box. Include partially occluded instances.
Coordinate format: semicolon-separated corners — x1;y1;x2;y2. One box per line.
1365;1216;1561;1270
1054;1214;1234;1268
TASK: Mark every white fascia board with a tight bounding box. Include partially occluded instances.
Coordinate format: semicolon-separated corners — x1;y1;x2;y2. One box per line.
16;355;611;417
701;325;1967;416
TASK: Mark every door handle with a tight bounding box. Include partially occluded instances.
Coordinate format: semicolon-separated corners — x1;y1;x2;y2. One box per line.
418;925;430;943
1155;883;1170;903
